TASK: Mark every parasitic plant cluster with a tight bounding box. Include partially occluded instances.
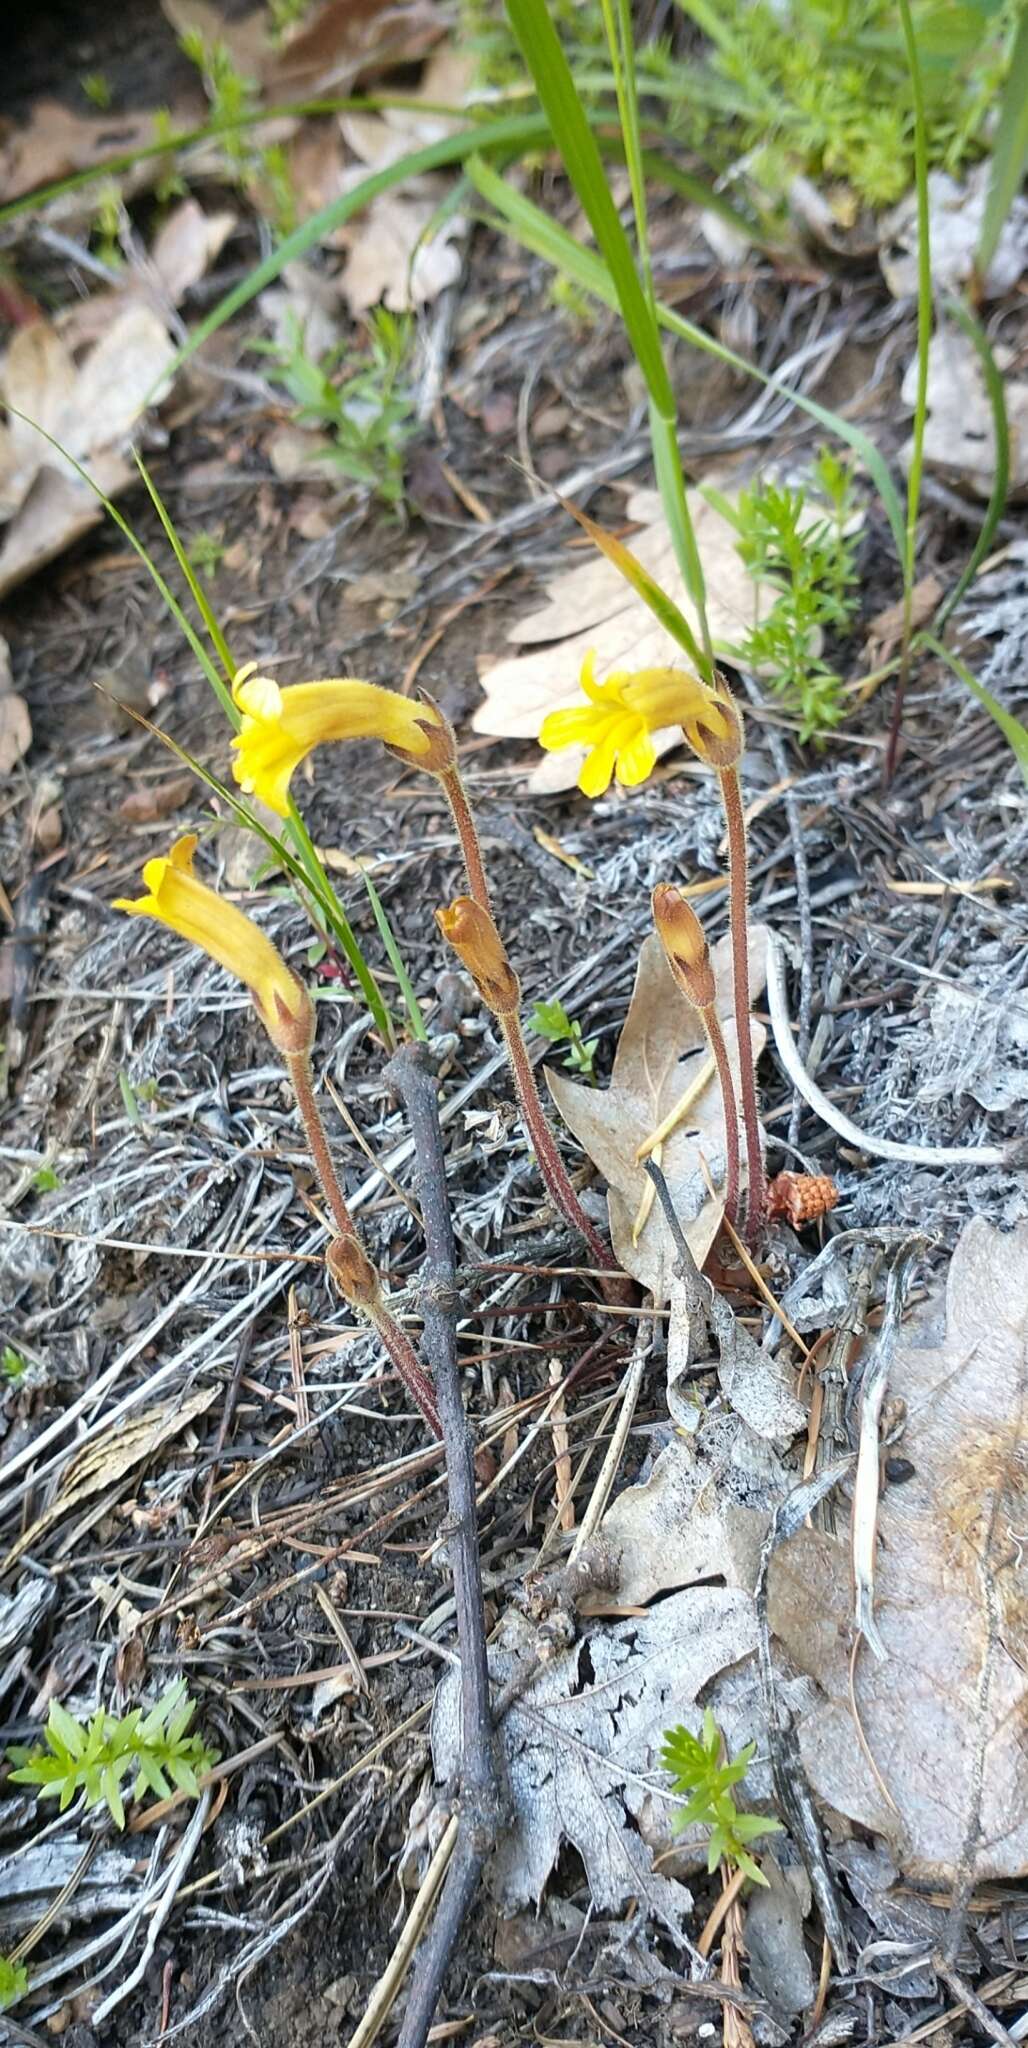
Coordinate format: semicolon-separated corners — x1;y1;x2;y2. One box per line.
541;648;765;1238
116;533;769;1428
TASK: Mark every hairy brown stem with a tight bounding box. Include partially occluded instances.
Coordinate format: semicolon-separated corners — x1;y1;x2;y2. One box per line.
440;765;492;912
500;1012;619;1276
288;1052;440;1435
700;1004;741;1229
285;1050;358;1236
718;765;765;1240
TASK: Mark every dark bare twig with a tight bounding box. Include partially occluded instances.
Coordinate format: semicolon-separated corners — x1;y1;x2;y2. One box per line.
385;1043;505;2048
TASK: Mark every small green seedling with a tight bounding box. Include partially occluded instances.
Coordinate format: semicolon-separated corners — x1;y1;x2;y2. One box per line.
661;1709;783;1885
255;308;418;513
1;1346;27;1383
81;72;113;108
530;996;599;1082
8;1679;218;1831
712;448;861;743
0;1959;28;2014
188;529;226;575
31;1165;60;1194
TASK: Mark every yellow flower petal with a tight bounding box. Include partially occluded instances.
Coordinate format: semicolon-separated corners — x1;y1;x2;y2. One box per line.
615;724;657;787
539;705;606;752
231;676;442;816
578;727;621;797
114;838;312;1053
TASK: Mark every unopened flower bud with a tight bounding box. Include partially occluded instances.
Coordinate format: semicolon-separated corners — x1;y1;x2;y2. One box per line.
436;897;521;1016
263;975;316;1056
386;692;458;778
683;679;743;770
652;883;717;1011
326;1233;381;1312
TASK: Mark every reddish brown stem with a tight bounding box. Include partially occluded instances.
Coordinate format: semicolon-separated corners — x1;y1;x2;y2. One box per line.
718;765;766;1240
367;1300;441;1438
286;1050;357;1237
500;1012;618;1275
288;1053;441;1436
701;1004;741;1229
441;765;492;912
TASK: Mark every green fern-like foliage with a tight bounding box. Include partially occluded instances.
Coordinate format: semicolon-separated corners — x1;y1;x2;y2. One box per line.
0;1958;29;2014
661;1709;783;1886
7;1680;218;1831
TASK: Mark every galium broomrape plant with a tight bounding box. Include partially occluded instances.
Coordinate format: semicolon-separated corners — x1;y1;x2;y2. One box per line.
114;835;440;1437
652;885;741;1229
541;650;765;1238
436;896;618;1275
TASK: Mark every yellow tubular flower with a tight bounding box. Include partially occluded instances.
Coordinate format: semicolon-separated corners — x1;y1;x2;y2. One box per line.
538;650;739;796
113;834;313;1054
230;665;447;817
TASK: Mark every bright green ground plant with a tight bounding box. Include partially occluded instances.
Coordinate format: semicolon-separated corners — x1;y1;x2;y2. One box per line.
710;448;861;742
255;307;418;514
530;996;599;1081
8;1680;218;1831
0;1959;28;2014
662;1710;783;1884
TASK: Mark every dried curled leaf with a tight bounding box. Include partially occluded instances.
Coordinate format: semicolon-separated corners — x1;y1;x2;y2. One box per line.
548;927;767;1300
769;1217;1028;1883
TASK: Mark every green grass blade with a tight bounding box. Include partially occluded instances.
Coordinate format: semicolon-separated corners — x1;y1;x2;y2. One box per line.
934;297;1010;630
558;490;705;667
467;155;908;562
977;4;1028;280
360;868;427;1041
133;453;237;702
503;0;672;411
148;111;549;401
897;0;932;608
922;634;1028;784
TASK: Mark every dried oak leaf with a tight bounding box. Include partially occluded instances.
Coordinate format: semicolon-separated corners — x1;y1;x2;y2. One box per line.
431;1585;759;1936
547;927;767;1301
769;1216;1028;1883
472;485;774;793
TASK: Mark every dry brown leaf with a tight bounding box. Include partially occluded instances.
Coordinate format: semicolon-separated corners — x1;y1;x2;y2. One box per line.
340;189;465;314
339;45;476;169
881;165;1028;302
118;773;195;824
0;688;32;777
0;100;160;206
260;259;344;359
547;927;767;1300
769;1216;1028;1883
473;486;773;793
901;330;1028;499
2;1386;218;1576
267;0;441;96
150;198;238;304
0;307;174;596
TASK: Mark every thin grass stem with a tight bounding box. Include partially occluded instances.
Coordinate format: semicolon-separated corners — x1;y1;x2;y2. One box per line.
718;766;765;1238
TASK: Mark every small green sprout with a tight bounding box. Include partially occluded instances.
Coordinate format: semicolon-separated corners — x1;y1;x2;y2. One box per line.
8;1680;218;1831
187;529;226;575
1;1346;27;1383
530;996;599;1082
0;1958;28;2014
81;72;113;108
661;1709;783;1886
31;1165;60;1194
711;447;861;744
254;308;418;514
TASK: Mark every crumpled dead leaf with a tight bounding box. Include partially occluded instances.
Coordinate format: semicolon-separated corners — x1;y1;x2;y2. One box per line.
340;190;465;314
0;100;162;206
0;632;31;777
547;927;767;1300
769;1216;1028;1883
0;307;174;596
2;1384;218;1577
881;164;1028;302
900;328;1028;499
431;1585;760;1935
150;197;238;305
473;485;774;792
